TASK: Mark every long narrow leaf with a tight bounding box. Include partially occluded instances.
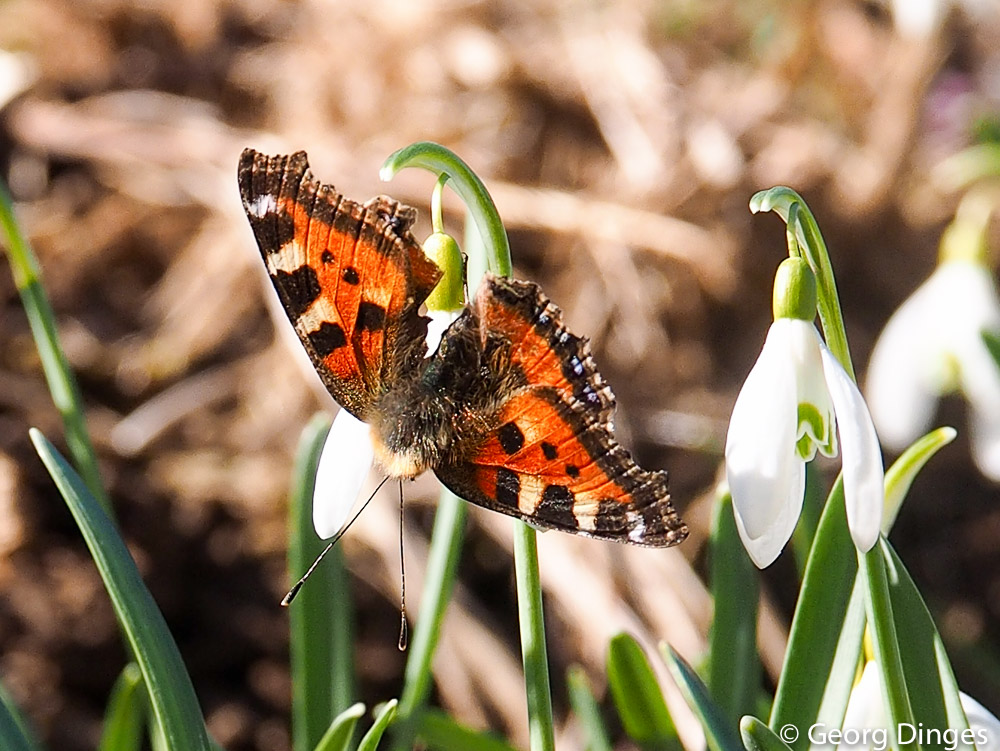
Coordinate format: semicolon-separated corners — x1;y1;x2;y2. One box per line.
0;680;42;751
883;541;970;748
607;633;678;750
357;701;398;751
567;666;612;751
661;645;743;751
314;703;366;751
30;429;212;751
769;477;857;745
708;493;759;721
415;709;521;751
99;663;146;751
289;416;355;751
1;181;110;513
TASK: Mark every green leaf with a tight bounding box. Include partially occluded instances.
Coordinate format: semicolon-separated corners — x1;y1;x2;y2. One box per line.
513;523;555;751
708;493;760;721
99;663;146;751
415;708;521;751
357;700;399;751
607;633;678;750
739;716;794;751
769;477;859;746
883;427;957;533
661;645;743;751
288;415;356;751
313;703;366;751
0;180;111;513
882;541;971;750
0;679;43;751
30;429;212;751
567;666;612;751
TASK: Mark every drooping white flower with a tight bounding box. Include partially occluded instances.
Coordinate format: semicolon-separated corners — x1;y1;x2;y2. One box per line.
866;259;1000;481
725;258;884;568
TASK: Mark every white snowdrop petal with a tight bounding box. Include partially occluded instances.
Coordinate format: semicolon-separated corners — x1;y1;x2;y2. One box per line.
732;455;805;568
726;321;801;547
313;409;376;539
424;309;462;358
961;692;1000;751
821;343;884;552
865;274;943;450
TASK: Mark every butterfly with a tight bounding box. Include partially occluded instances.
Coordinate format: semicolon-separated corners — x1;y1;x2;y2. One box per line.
238;149;687;547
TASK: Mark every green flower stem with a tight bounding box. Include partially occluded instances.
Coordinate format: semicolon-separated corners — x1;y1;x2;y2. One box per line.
392;489;467;749
514;526;555;751
383;142;553;750
431;174;448;235
859;543;916;749
0;180;111;514
750;187;854;379
381;141;512;277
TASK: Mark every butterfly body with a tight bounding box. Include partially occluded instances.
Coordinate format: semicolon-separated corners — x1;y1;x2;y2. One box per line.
239;148;687;547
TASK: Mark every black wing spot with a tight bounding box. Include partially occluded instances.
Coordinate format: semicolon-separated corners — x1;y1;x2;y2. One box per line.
321;250;334;264
275;266;321;319
496;468;520;507
565;464;580;478
498;422;526;455
355;301;387;331
308;322;347;357
541;442;558;460
342;266;360;284
539;484;577;530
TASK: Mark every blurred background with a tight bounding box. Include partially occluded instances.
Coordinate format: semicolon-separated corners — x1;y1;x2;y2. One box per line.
1;0;999;748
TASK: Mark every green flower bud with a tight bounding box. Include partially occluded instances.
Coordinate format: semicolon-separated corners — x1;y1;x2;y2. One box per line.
772;257;817;322
423;231;465;312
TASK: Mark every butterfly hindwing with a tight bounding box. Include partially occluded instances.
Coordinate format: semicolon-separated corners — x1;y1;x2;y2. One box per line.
435;275;687;547
238;149;442;419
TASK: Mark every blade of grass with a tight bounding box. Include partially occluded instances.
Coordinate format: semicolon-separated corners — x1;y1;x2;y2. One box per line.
313;703;366;751
99;663;146;751
357;701;398;751
289;415;356;751
661;645;743;751
392;488;468;750
513;525;555;751
0;181;110;513
415;709;522;751
0;680;43;751
567;666;612;751
708;492;760;721
30;429;212;751
607;633;678;750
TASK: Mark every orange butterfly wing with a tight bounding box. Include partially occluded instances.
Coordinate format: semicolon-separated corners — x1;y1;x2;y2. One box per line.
434;276;687;547
238;149;442;419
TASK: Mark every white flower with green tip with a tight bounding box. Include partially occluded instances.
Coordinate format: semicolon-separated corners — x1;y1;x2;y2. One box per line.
726;258;884;568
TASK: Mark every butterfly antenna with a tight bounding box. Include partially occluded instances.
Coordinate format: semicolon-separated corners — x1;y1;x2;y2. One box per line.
282;474;391;606
397;479;408;651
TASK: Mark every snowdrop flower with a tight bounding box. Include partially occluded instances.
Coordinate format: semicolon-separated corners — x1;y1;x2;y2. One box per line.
726;257;884;568
840;661;1000;751
312;231;464;539
866;197;1000;480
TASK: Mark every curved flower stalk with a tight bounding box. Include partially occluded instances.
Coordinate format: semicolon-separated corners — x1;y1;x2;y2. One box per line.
726;257;884;568
866;193;1000;480
312;187;465;540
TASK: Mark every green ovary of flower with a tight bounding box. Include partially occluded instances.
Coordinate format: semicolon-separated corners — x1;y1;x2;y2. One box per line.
423;231;465;312
772;256;817;322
